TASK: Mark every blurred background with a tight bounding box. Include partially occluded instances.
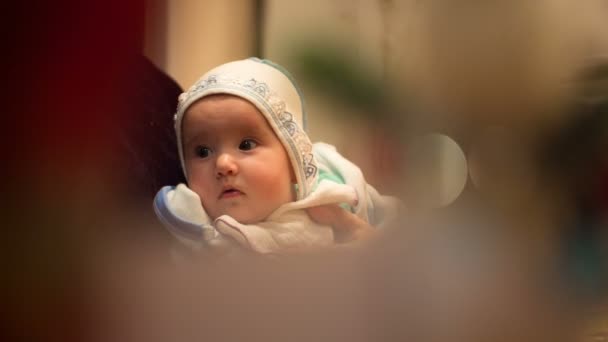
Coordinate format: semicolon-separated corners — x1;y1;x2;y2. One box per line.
3;0;608;341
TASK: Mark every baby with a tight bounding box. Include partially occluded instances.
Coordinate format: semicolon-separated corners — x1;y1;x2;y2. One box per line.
154;58;399;255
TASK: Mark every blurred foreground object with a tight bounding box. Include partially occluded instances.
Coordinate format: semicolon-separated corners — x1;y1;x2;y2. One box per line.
4;1;608;341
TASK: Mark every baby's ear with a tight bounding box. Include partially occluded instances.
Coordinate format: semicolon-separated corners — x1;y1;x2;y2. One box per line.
292;183;299;198
290;168;299;197
290;168;296;183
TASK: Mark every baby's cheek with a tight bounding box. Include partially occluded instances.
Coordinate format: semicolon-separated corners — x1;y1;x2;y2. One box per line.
188;179;213;204
192;184;211;202
269;177;295;203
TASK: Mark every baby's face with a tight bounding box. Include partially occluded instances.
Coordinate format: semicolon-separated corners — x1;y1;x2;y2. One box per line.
182;95;295;224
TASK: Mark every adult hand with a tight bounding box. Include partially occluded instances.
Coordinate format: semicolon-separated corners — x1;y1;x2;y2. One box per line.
306;204;376;243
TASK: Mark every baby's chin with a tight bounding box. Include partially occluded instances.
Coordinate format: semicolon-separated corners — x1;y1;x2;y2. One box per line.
208;200;291;224
212;209;269;225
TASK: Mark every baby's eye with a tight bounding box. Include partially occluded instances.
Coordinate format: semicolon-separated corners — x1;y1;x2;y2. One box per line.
195;145;212;158
239;139;258;151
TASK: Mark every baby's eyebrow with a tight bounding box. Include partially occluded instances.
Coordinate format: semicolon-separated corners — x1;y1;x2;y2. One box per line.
243;130;275;143
243;126;266;136
183;132;211;146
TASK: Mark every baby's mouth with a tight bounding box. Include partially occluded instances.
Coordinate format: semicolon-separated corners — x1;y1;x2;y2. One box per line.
220;188;243;199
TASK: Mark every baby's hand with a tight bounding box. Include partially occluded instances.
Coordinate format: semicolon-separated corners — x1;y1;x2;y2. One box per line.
306;204;376;243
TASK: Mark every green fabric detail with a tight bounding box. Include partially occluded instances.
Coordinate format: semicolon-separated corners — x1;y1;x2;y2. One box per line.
318;168;345;185
315;169;352;211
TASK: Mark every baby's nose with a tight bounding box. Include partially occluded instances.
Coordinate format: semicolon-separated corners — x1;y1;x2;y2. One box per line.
215;153;238;177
